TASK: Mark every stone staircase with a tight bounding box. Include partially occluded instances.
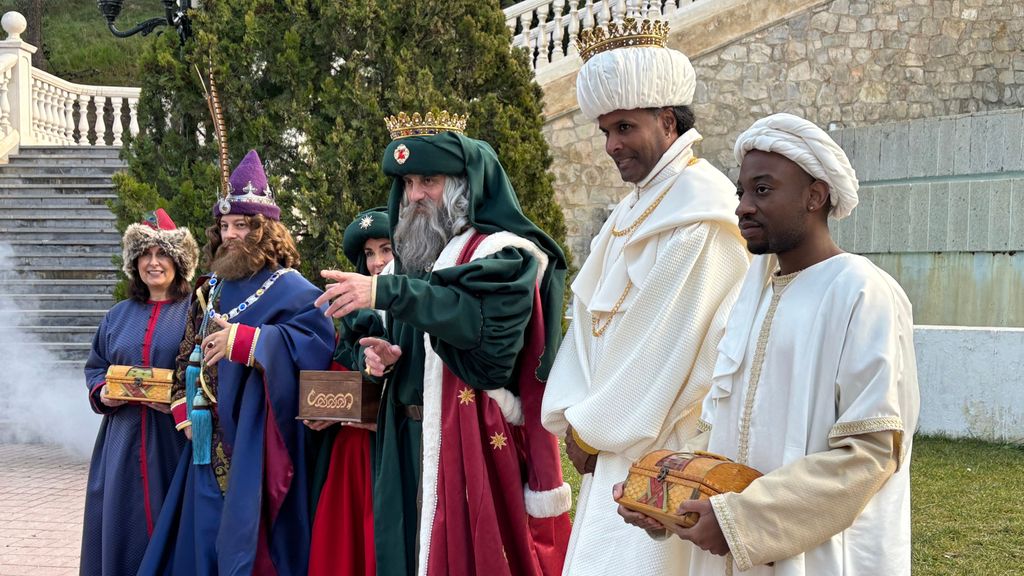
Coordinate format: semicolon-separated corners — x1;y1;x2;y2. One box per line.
0;147;122;369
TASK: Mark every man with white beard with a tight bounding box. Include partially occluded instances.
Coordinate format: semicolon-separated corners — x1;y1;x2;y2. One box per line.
317;112;572;576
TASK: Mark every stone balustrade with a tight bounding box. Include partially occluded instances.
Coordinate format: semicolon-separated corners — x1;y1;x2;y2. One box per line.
0;11;140;159
504;0;702;81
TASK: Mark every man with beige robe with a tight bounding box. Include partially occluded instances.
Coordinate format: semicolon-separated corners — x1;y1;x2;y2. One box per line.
540;16;750;576
618;113;920;575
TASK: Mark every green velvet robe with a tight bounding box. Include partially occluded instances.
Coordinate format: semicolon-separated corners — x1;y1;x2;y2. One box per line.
372;246;540;576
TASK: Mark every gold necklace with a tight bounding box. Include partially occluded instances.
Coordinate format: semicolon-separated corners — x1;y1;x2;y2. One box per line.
591;280;633;337
610;156;699;238
593;156;699;337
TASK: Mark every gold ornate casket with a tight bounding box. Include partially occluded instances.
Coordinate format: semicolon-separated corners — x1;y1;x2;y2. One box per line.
297;370;382;423
616;450;763;529
103;365;174;404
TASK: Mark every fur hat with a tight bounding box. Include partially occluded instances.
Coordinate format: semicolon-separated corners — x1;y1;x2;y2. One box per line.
121;209;199;282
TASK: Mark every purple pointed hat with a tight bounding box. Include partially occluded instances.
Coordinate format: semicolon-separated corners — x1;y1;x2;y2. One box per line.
212;149;281;220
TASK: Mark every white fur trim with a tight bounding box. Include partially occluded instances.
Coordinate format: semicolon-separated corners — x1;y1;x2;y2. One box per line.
523;482;572;518
473;231;549;284
485;388;523;426
417;228;548;574
416;228;473;576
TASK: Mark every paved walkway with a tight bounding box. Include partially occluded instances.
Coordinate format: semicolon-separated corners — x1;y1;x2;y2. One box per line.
0;444;87;576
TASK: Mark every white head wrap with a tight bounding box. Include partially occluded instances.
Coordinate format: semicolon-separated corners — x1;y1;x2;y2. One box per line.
576;45;696;121
733;113;859;220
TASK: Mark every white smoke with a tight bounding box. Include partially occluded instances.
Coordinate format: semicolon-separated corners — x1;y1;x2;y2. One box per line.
0;241;100;459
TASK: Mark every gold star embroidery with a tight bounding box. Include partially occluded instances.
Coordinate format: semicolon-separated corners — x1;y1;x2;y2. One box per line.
489;432;508;450
457;387;475;405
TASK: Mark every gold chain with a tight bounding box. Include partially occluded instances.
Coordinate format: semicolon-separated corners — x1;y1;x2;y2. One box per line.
591;280;632;337
593;156;699;337
610;156;699;238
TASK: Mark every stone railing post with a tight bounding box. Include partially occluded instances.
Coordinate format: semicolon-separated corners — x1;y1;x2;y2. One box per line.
0;11;36;152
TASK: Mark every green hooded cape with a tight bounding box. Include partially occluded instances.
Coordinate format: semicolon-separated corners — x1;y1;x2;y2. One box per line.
381;131;567;379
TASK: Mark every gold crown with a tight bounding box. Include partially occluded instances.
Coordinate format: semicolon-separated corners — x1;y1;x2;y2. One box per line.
384;110;469;140
576;17;670;62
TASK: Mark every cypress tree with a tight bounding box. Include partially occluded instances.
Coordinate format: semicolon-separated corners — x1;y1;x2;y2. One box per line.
113;0;569;289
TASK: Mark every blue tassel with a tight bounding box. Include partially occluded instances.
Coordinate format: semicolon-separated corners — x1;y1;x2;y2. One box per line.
185;344;201;413
184;344;212;465
191;392;213;465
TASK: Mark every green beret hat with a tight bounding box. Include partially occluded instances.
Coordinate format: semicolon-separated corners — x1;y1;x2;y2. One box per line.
342;207;390;274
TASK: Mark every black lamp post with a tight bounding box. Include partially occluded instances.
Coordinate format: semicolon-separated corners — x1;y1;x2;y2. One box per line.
97;0;192;42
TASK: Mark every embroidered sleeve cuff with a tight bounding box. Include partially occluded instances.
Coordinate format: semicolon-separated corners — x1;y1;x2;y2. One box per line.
228;324;260;366
171;398;188;427
711;493;753;571
697;418;713;433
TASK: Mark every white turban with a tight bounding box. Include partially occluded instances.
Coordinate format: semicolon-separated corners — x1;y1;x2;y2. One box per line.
734;113;859;220
576;46;696;120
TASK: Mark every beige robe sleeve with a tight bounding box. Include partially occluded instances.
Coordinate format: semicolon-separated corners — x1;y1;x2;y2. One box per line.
546;223;749;461
711;430;899;571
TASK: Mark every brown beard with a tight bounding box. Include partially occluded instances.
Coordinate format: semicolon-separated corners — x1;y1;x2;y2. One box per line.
208;237;268;280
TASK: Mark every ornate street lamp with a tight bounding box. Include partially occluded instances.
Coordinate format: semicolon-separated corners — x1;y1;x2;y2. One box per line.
96;0;192;42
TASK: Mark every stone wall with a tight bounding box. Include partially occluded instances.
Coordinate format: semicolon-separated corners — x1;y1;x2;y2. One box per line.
544;0;1024;263
915;326;1024;443
827;108;1024;327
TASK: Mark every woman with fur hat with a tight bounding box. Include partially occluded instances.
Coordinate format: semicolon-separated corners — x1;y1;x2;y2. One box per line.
306;207;392;576
80;208;199;576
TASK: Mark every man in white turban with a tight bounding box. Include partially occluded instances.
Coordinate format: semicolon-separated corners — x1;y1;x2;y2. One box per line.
541;17;750;576
616;113;920;575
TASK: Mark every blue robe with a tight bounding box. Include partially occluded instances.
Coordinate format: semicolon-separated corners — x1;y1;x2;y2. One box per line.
81;298;189;576
140;267;334;576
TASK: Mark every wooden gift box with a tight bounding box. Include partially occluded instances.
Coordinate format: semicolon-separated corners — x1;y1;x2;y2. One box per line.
103;365;174;404
297;370;382;423
615;450;762;529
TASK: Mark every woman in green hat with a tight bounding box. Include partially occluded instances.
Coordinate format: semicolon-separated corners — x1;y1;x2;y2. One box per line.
305;207;391;576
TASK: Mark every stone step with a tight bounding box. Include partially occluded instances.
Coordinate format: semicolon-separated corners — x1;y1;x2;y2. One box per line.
0;279;115;295
0;341;94;361
0;206;114;218
0;214;115;229
5;241;119;256
6;254;117;269
51;359;87;371
0;164;125;176
0;175;116;185
0;194;116;208
2;294;114;311
0;183;114;194
0;227;119;243
0;309;107;327
17;146;122;158
16;326;98;344
0;267;118;281
8;155;127;167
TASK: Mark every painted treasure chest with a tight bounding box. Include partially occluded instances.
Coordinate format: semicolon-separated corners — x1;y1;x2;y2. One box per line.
297;370;382;423
103;365;174;404
615;450;763;529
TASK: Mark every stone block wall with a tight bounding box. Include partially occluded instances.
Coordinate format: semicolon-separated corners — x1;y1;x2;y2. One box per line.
544;0;1024;264
827;108;1024;327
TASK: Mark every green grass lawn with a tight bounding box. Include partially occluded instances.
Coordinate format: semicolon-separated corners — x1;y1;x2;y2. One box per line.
561;435;1024;574
2;0;150;86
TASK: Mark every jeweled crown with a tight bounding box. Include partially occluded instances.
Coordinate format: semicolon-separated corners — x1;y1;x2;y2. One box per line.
385;110;469;140
576;17;670;62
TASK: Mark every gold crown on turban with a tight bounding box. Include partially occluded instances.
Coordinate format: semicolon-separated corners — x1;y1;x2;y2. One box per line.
576;17;670;62
384;110;469;140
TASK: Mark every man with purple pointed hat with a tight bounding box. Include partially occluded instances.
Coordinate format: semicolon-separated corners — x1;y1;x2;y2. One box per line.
139;150;335;576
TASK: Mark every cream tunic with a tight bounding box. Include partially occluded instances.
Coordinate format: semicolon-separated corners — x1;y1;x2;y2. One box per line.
692;253;920;575
542;130;749;576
